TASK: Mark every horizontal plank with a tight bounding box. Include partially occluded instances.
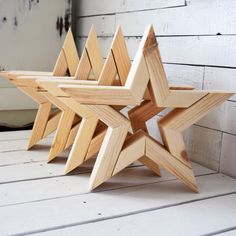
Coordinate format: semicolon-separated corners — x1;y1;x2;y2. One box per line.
0;150;48;167
0;130;31;141
77;0;185;17
220;133;236;178
0;137;52;153
115;2;236;36
77;15;115;37
37;193;236;236
197;101;236;135
204;67;236;101
78;2;236;37
184;125;222;171
0;174;235;235
0;88;38;110
0;161;70;184
0;130;53;142
164;64;204;89
77;36;236;67
0;163;213;207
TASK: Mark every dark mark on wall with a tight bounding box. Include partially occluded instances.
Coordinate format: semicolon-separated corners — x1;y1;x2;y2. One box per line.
28;0;40;11
56;16;64;37
2;17;7;23
14;17;18;27
216;32;222;35
64;9;70;32
56;1;72;37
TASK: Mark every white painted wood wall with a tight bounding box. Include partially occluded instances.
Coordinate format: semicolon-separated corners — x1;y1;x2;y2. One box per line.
75;0;236;177
0;0;71;111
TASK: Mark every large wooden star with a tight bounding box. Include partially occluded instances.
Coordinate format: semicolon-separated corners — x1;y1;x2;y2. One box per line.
59;25;233;192
37;26;160;175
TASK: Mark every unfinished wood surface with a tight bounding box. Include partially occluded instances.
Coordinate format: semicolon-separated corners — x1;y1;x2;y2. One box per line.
27;102;52;150
159;92;234;167
43;110;62;138
61;25;198;190
64;116;98;174
35;26;104;163
87;105;130;190
47;109;75;162
62;28;80;76
59;28;150;106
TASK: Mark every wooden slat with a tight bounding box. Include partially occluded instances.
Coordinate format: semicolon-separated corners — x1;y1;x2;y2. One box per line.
27;102;52;150
47;109;75;162
39;193;236;236
204;67;236;102
77;0;185;17
197;101;236;136
0;150;48;167
0;163;213;207
0;174;235;235
78;36;236;67
184;125;222;171
64;116;98;174
220;133;236;178
116;2;236;36
0;130;32;141
78;2;236;37
0;137;52;153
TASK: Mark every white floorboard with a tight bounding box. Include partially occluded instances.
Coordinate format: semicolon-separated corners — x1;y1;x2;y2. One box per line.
0;131;235;236
34;194;236;236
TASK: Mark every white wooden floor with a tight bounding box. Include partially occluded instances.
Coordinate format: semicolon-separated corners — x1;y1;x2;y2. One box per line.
0;131;236;236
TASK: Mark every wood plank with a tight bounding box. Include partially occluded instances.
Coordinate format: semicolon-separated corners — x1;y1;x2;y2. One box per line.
27;102;52;150
78;2;236;37
197;101;236;135
79;36;236;67
0;137;52;153
184;125;222;171
77;0;185;16
0;130;32;141
204;67;236;101
0;173;235;235
0;156;92;184
77;15;115;37
164;64;204;90
37;193;236;236
64;116;98;174
0;163;213;207
47;109;75;162
116;2;236;36
0;150;48;167
220;133;236;178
